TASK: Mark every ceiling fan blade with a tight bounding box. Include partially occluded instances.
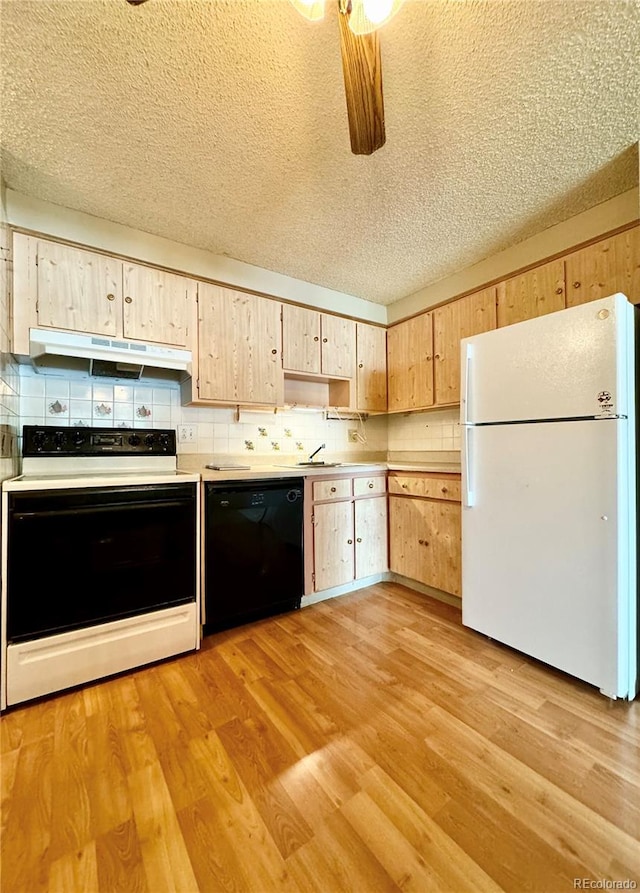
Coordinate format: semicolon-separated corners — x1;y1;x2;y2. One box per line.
337;10;385;155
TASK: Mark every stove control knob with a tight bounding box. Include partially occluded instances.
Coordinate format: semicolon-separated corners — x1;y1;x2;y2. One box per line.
128;434;141;447
33;431;46;451
144;434;155;449
54;431;66;450
158;433;170;451
73;431;86;447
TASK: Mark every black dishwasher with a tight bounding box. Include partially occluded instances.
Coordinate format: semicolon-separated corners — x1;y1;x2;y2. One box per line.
203;478;304;634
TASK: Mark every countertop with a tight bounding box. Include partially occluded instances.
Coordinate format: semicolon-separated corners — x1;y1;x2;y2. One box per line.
177;451;461;482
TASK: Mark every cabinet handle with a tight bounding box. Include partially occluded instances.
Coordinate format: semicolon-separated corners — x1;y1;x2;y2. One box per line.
347;539;353;544
107;293;116;302
441;487;448;493
555;287;563;295
418;538;424;545
435;353;441;359
323;338;328;343
330;486;336;493
358;363;364;368
125;296;133;304
368;482;374;489
271;349;278;355
356;537;362;543
573;281;581;289
402;483;408;489
423;540;429;547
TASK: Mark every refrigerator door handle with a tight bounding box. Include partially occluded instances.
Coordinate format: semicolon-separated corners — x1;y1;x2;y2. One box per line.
463;425;474;507
462;343;473;425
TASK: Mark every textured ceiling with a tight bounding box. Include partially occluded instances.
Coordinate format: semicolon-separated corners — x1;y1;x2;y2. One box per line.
1;0;639;305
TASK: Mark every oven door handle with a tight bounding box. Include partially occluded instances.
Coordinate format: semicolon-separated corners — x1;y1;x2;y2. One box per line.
11;498;194;521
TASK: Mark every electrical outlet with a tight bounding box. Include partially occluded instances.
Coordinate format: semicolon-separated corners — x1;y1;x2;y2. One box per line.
348;429;359;443
178;424;196;444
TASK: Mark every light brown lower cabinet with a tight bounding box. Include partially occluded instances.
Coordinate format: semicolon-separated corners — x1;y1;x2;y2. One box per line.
310;474;388;592
388;473;462;597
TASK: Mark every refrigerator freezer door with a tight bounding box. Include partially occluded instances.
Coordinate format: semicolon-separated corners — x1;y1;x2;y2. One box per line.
460;293;632;424
462;419;636;698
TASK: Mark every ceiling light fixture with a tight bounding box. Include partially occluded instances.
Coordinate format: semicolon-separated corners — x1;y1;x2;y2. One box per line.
289;0;404;155
290;0;404;35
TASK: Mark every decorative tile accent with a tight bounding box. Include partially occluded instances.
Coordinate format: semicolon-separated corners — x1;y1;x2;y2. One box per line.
258;427;268;437
271;441;280;451
244;440;255;451
72;420;88;427
136;405;151;418
94;403;112;417
284;428;292;437
296;442;305;451
48;400;67;415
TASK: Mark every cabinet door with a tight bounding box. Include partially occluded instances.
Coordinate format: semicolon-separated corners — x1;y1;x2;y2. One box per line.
321;314;356;378
313;501;354;591
497;259;565;328
198;285;283;405
433;287;496;405
354;496;388;579
387;313;433;411
356;323;387;411
282;305;321;373
389;496;461;596
36;241;121;337
565;228;640;307
123;263;195;347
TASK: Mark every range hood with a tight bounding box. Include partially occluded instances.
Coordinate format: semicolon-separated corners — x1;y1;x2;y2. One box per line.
29;328;192;380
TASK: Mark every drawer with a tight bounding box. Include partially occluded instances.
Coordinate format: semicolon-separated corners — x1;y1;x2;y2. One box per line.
353;475;386;497
388;474;461;502
313;478;352;501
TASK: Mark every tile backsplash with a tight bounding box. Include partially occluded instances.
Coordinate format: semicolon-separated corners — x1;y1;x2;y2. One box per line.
386;408;460;452
17;366;389;459
17;367;461;459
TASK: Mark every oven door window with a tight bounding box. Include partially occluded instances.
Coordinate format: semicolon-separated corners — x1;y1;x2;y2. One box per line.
7;483;197;643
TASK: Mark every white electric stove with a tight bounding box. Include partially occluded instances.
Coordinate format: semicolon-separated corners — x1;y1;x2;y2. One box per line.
1;425;201;710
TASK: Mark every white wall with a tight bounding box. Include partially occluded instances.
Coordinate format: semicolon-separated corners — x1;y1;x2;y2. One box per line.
6;190;386;325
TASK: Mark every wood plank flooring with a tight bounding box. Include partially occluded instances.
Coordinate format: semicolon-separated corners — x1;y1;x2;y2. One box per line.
2;582;639;892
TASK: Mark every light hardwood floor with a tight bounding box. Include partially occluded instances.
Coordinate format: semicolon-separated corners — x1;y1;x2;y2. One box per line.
2;582;639;892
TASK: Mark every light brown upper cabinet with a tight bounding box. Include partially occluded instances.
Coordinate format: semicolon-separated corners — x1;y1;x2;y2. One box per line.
564;227;640;308
433;287;497;406
197;284;283;406
282;305;356;379
497;259;565;328
12;234;195;354
387;313;433;412
355;322;387;412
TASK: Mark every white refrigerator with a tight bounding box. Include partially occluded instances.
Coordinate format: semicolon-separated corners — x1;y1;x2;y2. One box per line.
460;293;637;700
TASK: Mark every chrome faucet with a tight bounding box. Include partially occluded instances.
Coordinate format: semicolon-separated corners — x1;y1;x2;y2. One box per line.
308;443;326;463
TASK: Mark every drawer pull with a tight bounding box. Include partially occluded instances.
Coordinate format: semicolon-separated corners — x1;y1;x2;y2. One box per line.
368;482;374;489
418;538;424;544
107;293;116;301
356;537;362;543
573;281;581;289
323;338;328;343
347;539;353;544
314;336;319;341
402;483;408;489
441;487;448;493
555;287;563;295
330;486;336;493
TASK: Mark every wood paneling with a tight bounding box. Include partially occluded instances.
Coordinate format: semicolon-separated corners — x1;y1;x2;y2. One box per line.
3;584;638;893
312;478;352;502
320;313;356;378
433;287;497;405
198;284;283;405
565;227;640;307
497;258;565;327
123;262;194;347
354;495;388;578
356;322;387;412
388;473;462;502
36;240;121;337
387;313;433;412
282;304;321;374
312;500;355;591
